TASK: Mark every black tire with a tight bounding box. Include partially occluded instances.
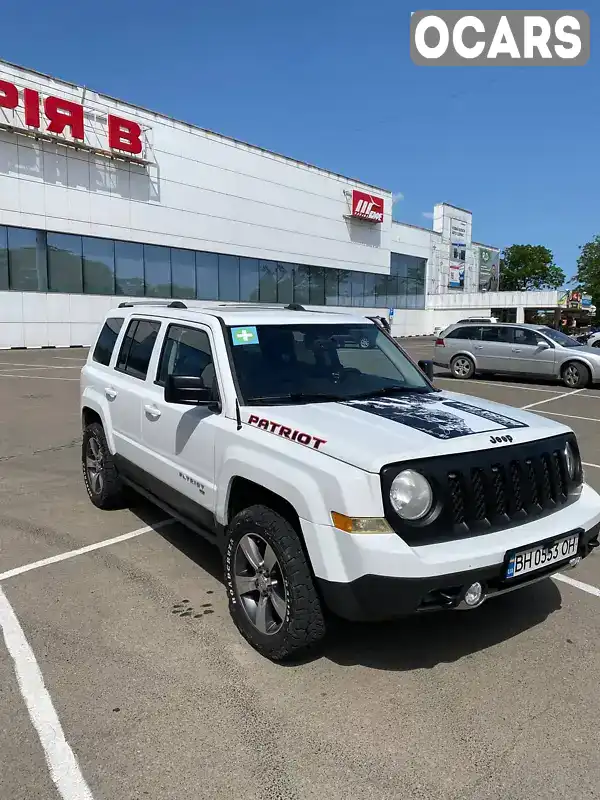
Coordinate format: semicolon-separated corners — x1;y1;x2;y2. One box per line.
225;505;326;661
82;422;127;509
592;341;600;348
562;361;590;389
450;354;475;380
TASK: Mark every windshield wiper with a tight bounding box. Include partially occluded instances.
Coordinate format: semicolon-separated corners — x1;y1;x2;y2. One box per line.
250;392;345;405
349;385;430;400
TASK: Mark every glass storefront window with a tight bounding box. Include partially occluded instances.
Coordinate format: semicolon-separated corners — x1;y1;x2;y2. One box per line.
115;241;144;296
338;272;351;306
309;267;325;306
144;245;171;298
196;251;218;300
293;264;310;305
351;272;364;307
363;273;376;307
171;249;196;299
8;227;44;291
240;258;259;302
218;255;240;301
276;262;293;305
47;233;83;293
259;260;277;303
0;226;8;290
83;237;115;295
325;270;338;306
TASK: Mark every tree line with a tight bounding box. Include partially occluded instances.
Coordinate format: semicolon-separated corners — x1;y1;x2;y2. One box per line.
498;239;599;313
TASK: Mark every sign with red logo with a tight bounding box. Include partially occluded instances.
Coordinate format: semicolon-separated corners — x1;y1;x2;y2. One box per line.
0;78;146;162
350;190;384;223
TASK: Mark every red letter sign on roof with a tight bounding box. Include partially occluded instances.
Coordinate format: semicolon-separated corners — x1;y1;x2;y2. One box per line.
108;115;143;155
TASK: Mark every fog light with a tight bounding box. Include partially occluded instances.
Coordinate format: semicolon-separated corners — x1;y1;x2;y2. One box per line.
464;582;484;607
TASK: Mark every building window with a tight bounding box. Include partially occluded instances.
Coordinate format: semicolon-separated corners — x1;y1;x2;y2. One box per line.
325;270;338;306
171;249;196;299
452;246;466;262
115;241;144;296
309;267;325;306
83;237;115;295
47;233;83;294
218;254;240;301
259;260;277;303
240;257;259;302
196;251;218;300
276;262;293;305
144;245;171;298
0;226;8;290
8;227;44;292
338;272;351;306
293;264;310;305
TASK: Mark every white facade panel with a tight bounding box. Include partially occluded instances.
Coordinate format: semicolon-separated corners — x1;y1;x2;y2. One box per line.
0;61;392;275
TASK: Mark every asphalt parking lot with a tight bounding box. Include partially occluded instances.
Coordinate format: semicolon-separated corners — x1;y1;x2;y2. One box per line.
2;341;600;800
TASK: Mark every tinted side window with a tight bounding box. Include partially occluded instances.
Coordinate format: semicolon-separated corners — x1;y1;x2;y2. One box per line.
514;328;543;346
92;318;124;366
157;325;215;390
446;326;481;340
481;326;512;343
116;319;161;380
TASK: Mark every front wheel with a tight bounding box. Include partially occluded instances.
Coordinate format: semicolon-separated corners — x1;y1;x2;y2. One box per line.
225;505;326;661
450;354;475;380
562;361;590;389
592;341;600;348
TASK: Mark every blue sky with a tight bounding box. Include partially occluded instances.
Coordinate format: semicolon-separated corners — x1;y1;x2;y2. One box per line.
3;0;598;280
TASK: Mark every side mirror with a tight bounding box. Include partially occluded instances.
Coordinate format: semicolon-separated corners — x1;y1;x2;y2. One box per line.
165;375;214;406
537;341;551;350
418;359;434;381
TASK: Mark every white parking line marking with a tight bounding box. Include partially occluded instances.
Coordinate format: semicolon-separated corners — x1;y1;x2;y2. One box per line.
521;389;583;410
0;586;95;800
0;364;81;371
435;376;567;395
554;574;600;598
0;520;175;583
0;373;79;382
538;411;600;423
583;462;600;469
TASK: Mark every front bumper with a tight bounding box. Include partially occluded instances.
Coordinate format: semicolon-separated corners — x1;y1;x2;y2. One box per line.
317;522;600;621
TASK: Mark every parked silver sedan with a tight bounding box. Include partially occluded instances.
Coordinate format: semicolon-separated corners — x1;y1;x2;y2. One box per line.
434;322;600;388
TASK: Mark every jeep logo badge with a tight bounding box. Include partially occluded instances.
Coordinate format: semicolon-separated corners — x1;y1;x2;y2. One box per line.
490;435;513;444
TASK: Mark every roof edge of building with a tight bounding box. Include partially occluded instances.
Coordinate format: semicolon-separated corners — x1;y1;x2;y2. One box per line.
0;57;391;195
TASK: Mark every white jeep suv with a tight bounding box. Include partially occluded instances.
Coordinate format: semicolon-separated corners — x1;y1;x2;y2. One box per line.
81;301;600;660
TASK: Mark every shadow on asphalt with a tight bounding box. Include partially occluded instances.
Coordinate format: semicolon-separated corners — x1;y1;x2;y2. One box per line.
433;370;567;391
129;497;563;671
322;580;562;671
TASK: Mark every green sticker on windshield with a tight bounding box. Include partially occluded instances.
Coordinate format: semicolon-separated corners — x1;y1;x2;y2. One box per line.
232;326;259;346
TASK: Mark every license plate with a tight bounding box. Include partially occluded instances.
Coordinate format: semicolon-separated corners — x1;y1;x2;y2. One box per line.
505;534;579;580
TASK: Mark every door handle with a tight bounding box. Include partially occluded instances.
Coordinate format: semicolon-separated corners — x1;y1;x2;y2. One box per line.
105;387;117;401
474;345;483;350
512;348;521;353
144;404;161;420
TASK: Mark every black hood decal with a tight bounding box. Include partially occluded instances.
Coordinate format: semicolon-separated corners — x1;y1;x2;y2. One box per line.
342;394;528;440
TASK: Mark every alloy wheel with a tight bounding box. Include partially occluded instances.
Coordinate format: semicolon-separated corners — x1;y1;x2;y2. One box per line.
564;364;580;387
233;533;288;635
453;357;471;378
85;436;104;495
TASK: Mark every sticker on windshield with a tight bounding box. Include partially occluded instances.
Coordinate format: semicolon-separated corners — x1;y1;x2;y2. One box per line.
231;326;259;346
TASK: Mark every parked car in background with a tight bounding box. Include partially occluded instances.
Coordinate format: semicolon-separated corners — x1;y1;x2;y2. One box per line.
585;330;600;348
457;316;498;324
434;322;600;388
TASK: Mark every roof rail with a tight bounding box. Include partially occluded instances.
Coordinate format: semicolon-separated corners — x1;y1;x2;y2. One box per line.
117;300;188;309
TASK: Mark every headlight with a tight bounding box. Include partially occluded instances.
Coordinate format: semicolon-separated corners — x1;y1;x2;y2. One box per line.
390;469;433;520
564;441;577;480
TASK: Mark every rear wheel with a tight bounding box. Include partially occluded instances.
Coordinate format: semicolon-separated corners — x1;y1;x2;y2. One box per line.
562;361;590;389
592;341;600;348
82;422;126;509
450;354;475;380
225;505;326;661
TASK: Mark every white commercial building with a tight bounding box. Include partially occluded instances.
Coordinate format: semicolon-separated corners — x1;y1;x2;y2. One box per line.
0;60;556;348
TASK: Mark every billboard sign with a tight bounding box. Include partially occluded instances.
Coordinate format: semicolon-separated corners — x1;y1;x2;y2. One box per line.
449;262;464;289
350;190;384;223
450;218;467;244
478;247;500;292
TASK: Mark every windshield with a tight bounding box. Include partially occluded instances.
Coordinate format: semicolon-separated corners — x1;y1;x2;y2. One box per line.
227;323;431;405
541;328;582;347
